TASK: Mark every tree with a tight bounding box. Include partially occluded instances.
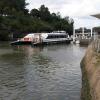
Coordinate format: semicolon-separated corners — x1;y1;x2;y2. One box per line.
0;0;27;16
30;9;40;18
39;5;51;21
0;3;74;40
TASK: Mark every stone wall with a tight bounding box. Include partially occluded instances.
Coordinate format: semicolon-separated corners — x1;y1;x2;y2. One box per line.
81;40;100;100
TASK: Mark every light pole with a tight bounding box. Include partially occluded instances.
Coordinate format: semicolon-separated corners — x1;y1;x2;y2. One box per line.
73;23;75;42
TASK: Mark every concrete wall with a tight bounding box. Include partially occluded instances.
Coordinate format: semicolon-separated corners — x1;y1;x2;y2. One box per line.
81;40;100;100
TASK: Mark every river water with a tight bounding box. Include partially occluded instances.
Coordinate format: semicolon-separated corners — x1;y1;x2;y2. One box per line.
0;42;86;100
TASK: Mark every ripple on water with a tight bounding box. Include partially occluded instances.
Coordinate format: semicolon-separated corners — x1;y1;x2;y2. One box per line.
0;44;86;100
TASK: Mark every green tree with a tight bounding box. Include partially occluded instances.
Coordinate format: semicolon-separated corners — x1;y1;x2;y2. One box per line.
39;5;51;21
0;3;74;41
30;9;40;18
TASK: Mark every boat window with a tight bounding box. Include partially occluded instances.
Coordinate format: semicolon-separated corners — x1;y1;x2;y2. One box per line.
46;34;67;39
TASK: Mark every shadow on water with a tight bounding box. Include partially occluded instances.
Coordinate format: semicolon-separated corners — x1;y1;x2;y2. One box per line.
0;43;87;100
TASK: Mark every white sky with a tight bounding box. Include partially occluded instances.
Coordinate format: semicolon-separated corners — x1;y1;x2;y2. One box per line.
26;0;100;29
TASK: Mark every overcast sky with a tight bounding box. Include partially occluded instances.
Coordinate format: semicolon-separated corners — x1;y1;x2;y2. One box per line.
26;0;100;29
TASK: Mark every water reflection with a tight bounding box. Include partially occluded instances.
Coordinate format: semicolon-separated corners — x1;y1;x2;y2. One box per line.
0;43;86;100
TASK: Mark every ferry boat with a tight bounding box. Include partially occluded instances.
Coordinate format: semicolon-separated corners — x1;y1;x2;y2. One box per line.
11;31;71;45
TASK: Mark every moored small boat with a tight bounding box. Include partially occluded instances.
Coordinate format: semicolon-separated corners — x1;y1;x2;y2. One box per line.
11;33;34;45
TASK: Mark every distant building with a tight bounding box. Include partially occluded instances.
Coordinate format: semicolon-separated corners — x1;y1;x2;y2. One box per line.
92;14;100;38
75;27;91;39
75;27;91;33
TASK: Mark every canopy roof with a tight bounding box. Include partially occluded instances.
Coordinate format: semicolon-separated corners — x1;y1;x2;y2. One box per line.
91;14;100;19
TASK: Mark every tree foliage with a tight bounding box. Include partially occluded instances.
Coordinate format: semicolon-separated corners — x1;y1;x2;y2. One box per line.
30;5;74;34
0;1;74;40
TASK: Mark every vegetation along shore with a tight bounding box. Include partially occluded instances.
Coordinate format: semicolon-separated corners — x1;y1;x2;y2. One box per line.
0;0;73;41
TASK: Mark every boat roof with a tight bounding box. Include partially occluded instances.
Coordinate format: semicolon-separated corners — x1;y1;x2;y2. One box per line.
52;31;66;33
47;33;67;35
25;32;67;37
24;33;34;38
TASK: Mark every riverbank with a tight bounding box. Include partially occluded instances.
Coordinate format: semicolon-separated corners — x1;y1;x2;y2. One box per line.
81;39;100;100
